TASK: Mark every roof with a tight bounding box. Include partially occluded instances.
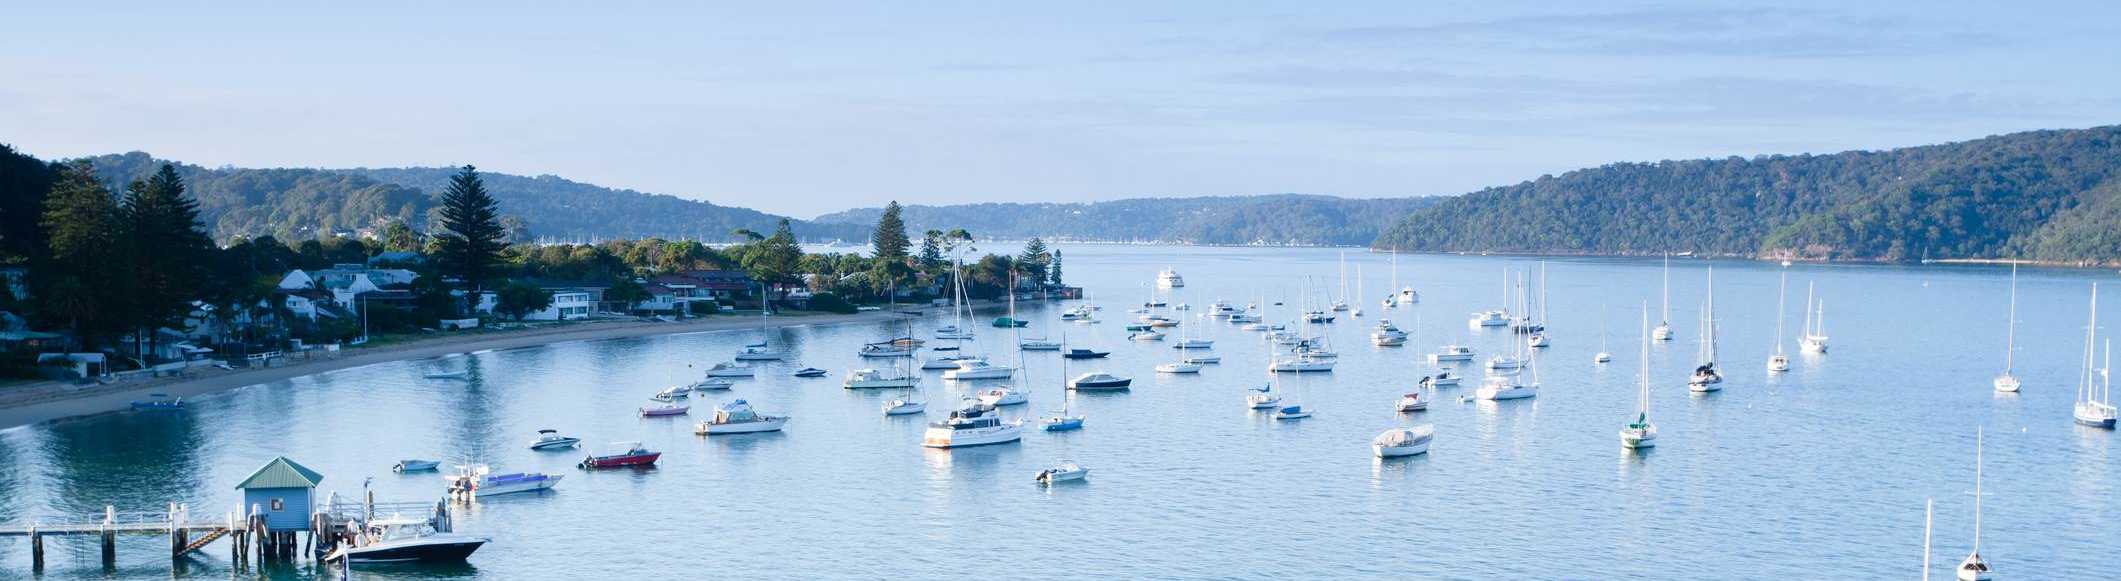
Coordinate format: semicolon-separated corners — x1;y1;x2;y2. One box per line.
235;456;325;489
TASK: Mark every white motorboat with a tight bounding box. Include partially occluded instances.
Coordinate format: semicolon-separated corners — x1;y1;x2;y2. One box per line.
1035;462;1090;484
325;516;488;564
654;385;691;400
859;342;915;358
445;465;562;498
1595;351;1612;364
1129;331;1166;341
1019;337;1063;350
921;401;1024;448
529;429;581;451
1157;267;1185;288
1622;307;1658;449
1372;320;1408;346
1270;355;1334;373
1995;264;2022;393
1429;345;1475;363
1395;390;1428;413
1955;429;1995;581
1171;338;1214;350
1422;371;1462;389
688;377;735;391
1485;355;1524;372
694;399;789;434
1070;372;1133;390
1470;310;1509;327
703;362;754;378
392;459;440;473
1372;425;1433;458
1476;373;1536;401
1155;361;1203;374
942;358;1016;381
934;325;975;340
2073;285;2117;429
978;387;1027;406
844;367;919;389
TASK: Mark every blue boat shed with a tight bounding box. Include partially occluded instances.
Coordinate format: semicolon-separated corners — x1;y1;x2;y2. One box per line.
235;456;324;532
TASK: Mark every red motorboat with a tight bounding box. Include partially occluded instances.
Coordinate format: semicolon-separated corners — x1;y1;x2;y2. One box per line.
579;442;661;469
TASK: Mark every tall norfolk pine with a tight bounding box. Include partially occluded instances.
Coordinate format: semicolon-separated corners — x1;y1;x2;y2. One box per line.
434;165;508;294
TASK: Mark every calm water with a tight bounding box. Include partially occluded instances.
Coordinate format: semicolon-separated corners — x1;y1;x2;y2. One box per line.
1;246;2115;579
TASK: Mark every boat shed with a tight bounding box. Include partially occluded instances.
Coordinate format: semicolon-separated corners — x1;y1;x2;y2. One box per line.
234;456;324;532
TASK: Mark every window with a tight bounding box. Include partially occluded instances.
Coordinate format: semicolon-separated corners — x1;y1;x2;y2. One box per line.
270;498;284;511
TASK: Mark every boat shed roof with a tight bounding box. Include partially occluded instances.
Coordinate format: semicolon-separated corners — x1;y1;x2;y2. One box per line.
234;456;325;490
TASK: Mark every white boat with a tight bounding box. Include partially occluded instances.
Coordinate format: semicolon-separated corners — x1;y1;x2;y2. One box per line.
1372;320;1408;346
882;397;927;416
1955;429;1994;581
1526;333;1550;348
1246;383;1282;409
921;400;1024;448
1019;337;1063;350
1476;373;1536;401
1768;270;1792;373
392;459;440;473
1800;281;1830;353
1653;253;1674;341
528;429;581;451
703;362;754;378
1035;462;1090;484
1595;351;1612;364
1422;371;1462;389
1157;267;1185;288
1994;264;2022;393
978;387;1027;406
1398;287;1418;305
1043;356;1085;430
445;465;562;498
1621;306;1658;449
694;399;789;434
688;377;735;391
1689;268;1724;393
1070;372;1133;390
734;344;784;361
1395;390;1428;413
1183;355;1221;365
1273;405;1311;420
942;358;1016;381
934;325;974;340
1129;331;1166;341
1469;310;1509;327
654;385;691;400
2073;284;2118;429
859;342;915;358
640;402;690;417
326;516;488;564
1155;361;1203;374
1270;355;1334;373
844;366;919;389
1429;345;1475;363
921;353;974;370
1485;355;1524;372
1372;425;1433;458
1171;338;1214;350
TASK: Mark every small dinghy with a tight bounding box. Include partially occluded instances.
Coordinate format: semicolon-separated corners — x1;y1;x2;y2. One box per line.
1035;462;1089;484
392;459;441;473
639;403;691;417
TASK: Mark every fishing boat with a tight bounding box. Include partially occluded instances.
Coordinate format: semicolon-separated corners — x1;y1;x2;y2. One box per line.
942;358;1015;380
1768;270;1791;373
1654;253;1674;341
978;387;1027;406
1800;281;1830;353
1157;267;1185;288
2074;284;2118;429
129;393;183;411
703;362;755;378
528;429;581;451
1070;372;1133;390
639;403;690;417
1955;429;1994;581
922;400;1024;448
1429;345;1475;363
1062;348;1109;359
578;442;661;469
445;465;563;497
1994;264;2021;393
694;399;789;434
1689;269;1724;392
844;365;919;389
1621;306;1658;449
1035;462;1089;484
792;367;828;378
325;516;488;564
1372;425;1433;458
392;459;440;473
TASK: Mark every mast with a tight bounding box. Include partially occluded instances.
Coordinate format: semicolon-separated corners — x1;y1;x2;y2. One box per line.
1774;270;1788;355
2005;264;2018;374
1802;281;1815;340
1639;303;1650;420
1972;427;1984;553
1389;250;1398;303
2084;284;2101;407
1660;252;1670;325
1337;251;1347;305
1923;498;1934;581
1540;261;1549;325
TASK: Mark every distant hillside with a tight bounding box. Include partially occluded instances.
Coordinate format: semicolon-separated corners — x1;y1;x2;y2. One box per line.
815;195;1443;245
1374;125;2121;264
82;153;866;243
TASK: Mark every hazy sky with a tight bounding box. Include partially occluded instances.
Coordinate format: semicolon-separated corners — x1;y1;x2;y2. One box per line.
4;1;2118;217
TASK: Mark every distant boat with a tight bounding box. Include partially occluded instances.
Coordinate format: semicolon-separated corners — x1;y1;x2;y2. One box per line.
2073;284;2117;429
1372;425;1433;458
1622;306;1658;449
1062;348;1110;359
694;399;789;435
639;403;690;417
1043;353;1085;431
578;442;661;469
688;378;735;391
1272;405;1311;420
392;459;440;473
1689;269;1724;393
1654;253;1674;341
1994;264;2021;393
446;464;562;497
528;429;581;451
1954;429;1994;581
1429;345;1475;363
129;393;182;411
703;362;755;378
792;367;828;378
1246;383;1282;410
922;400;1023;448
978;387;1027;407
1035;462;1089;484
1800;281;1830;354
1155;361;1203;374
942;358;1015;381
882;398;926;416
1395;390;1428;413
844;366;919;389
1768;270;1791;373
1019;337;1063;350
1070;372;1133;390
1157;267;1185;288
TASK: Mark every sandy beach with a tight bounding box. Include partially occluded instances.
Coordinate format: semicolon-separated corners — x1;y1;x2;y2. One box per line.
0;309;908;431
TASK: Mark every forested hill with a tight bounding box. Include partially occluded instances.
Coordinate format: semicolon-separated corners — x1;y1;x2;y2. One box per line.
814;195;1443;245
81;153;867;243
1374;126;2121;264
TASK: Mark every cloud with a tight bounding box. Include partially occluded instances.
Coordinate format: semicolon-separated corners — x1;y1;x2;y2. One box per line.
1313;7;2003;58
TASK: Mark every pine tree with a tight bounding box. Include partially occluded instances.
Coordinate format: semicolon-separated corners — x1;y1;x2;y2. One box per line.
117;164;213;358
434;165;507;294
918;229;943;271
1016;237;1050;284
872;201;910;264
1048;249;1063;286
39;161;125;347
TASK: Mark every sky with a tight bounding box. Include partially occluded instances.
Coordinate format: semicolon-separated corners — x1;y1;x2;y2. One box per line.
4;1;2119;217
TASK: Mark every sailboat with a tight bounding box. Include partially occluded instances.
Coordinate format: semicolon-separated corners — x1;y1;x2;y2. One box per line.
1923;498;1935;581
1621;305;1657;449
1800;281;1830;354
2074;283;2118;429
1767;270;1791;373
1955;429;1994;581
1994;264;2022;393
1688;268;1723;392
1352;264;1365;317
935;257;974;340
1249;345;1286;410
1042;351;1084;431
1383;251;1399;310
1595;303;1613;364
1330;252;1351;312
1653;253;1674;341
1470;269;1510;327
735;282;786;360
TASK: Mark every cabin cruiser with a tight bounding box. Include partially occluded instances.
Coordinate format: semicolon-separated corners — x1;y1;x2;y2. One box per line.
528;429;581;451
1157;268;1185;288
1171;338;1214;350
326;516;488;564
446;465;562;497
1469;310;1509;327
922;401;1024;448
978;387;1027;406
1395;391;1428;413
859;342;915;358
1476;374;1536;401
1302;311;1335;324
942;359;1015;380
1035;462;1090;484
1070;372;1133;390
1129;330;1166;341
1270;355;1334;373
1372;321;1408;346
1397;288;1419;305
1429;345;1474;363
579;442;661;469
1421;371;1462;389
694;399;789;434
844;367;919;389
653;385;691;401
1372;426;1433;458
734;343;784;361
703;362;755;378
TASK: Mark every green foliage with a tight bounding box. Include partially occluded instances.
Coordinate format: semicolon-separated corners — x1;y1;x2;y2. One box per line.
0;144;56;263
434;165;507;292
604;278;652;311
37;161;126;346
872;201;911;262
119;164;216;341
493;280;554;320
381;221;420;252
816;195;1442;246
808;292;857;314
729;219;802;295
1016;238;1051;283
1048;249;1064;286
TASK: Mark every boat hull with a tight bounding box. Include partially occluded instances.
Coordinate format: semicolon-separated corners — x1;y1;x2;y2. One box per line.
337;535;488;563
845;379;919;389
1070;380;1132;390
922;425;1023;448
696;417;788;434
1478;386;1536;400
1373;442;1430;458
580;452;660;469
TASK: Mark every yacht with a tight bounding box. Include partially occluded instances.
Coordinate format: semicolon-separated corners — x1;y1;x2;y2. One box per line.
1247;383;1282;410
1372;320;1409;346
1689;269;1724;393
1956;429;1995;581
1526;333;1550;348
942;359;1016;381
1270;355;1334;373
1995;264;2022;393
1070;372;1133;390
1043;357;1086;431
791;367;828;378
1469;310;1509;327
922;401;1024;448
1768;270;1792;373
2073;285;2117;429
882;397;927;416
1395;390;1428;413
1171;338;1214;350
1476;373;1537;401
1372;425;1433;458
703;362;754;378
978;387;1027;406
445;465;562;497
1621;308;1658;449
1302;311;1335;324
694;399;789;435
1129;330;1166;341
528;429;580;451
653;385;691;400
1157;267;1185;288
1800;281;1830;353
1035;462;1090;484
844;367;919;389
326;516;488;564
734;343;785;361
1429;345;1475;363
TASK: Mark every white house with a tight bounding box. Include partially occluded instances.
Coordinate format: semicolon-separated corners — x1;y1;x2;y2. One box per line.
523;290;596;321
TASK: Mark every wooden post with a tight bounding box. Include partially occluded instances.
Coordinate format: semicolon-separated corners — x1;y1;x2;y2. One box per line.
28;525;42;572
102;505;117;566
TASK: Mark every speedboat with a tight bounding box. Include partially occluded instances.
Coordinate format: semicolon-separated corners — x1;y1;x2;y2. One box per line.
654;385;691;400
882;398;927;416
703;362;754;378
922;401;1024;448
844;368;919;389
1246;384;1282;409
792;367;828;378
528;429;581;451
694;399;789;434
1485;355;1524;372
921;353;973;370
1526;333;1550;348
1270;356;1334;373
1372;321;1408;346
129;393;183;411
942;359;1015;380
639;403;690;417
392;459;440;473
1422;371;1462;389
1469;310;1509;327
1429;345;1475;363
579;442;661;469
1062;348;1110;359
1155;361;1203;374
1395;391;1428;413
326;516;487;564
1273;405;1311;420
978;387;1027;406
1372;426;1433;458
1070;372;1133;391
1184;355;1221;365
1129;331;1166;341
688;378;735;391
734;344;784;361
1019;337;1063;350
1476;375;1536;401
445;465;562;497
1035;462;1090;484
1157;267;1185;288
1171;338;1214;350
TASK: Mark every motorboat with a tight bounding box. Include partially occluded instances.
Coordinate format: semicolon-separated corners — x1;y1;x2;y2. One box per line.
1395;391;1428;413
1469;310;1509;327
1239;321;1272;332
1062;348;1110;359
392;459;440;473
1229;312;1262;324
1143;316;1179;328
1422;371;1462;389
129;393;183;411
882;398;927;416
528;429;581;451
1372;425;1433;458
1157;267;1185;288
1397;288;1419;305
1129;331;1166;341
445;465;562;497
1035;462;1090;484
688;378;735;391
1070;372;1133;390
1171;338;1214;350
844;367;919;389
1272;405;1311;420
1019;337;1063;350
1526;333;1550;348
942;358;1015;381
654;385;691;400
859;342;915;358
1183;355;1221;365
792;367;828;378
325;516;487;564
921;353;973;370
1155;361;1203;374
1371;321;1408;346
640;402;690;417
1485;355;1524;372
922;401;1024;448
1123;323;1153;332
694;399;789;435
703;362;755;378
1429;345;1474;363
978;387;1028;406
1270;355;1334;373
1476;374;1536;401
934;325;974;340
578;442;661;469
734;344;784;361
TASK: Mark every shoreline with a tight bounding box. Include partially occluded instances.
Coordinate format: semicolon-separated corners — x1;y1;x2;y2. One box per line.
0;309;910;431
